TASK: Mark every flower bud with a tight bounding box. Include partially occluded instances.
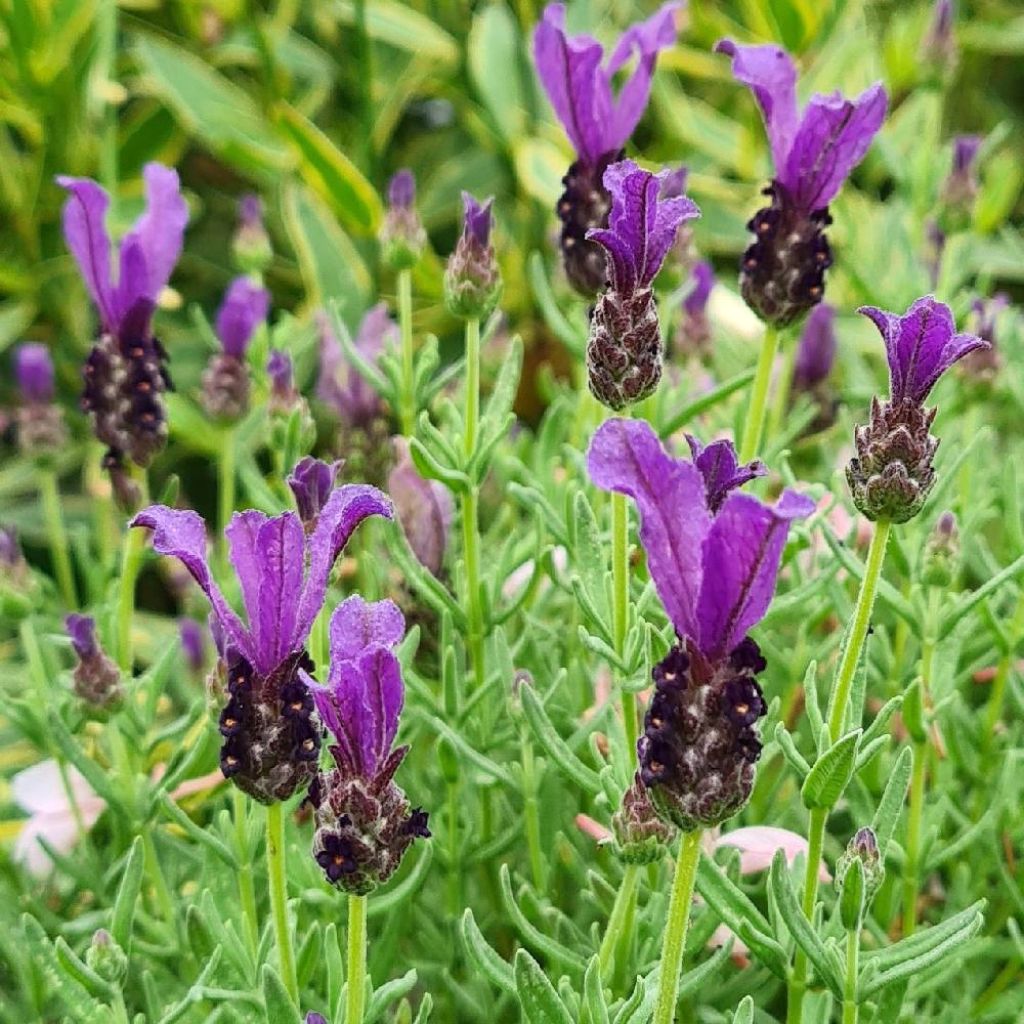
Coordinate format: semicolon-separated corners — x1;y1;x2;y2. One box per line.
921;511;959;587
674;261;714;358
444;193;502;321
14;343;67;459
387;438;452;577
180;619;206;673
835;826;884;912
612;772;676;864
232;194;273;274
379;170;427;271
66;614;123;711
85;929;129;986
0;526;36;620
287;457;341;528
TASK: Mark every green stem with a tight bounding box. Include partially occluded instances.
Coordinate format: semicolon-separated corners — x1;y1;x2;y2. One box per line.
598;863;640;982
233;788;259;959
218;428;237;573
739;324;780;463
461;318;485;691
653;830;702;1024
346;894;368;1024
266;802;298;1004
39;469;77;608
790;520;890;1022
842;924;860;1024
767;332;797;448
116;526;147;674
398;268;415;436
612;490;637;765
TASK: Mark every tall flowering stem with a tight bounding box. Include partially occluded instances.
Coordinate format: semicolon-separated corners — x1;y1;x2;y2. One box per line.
739;323;780;463
461;318;485;690
611;486;635;762
347;894;368;1024
116;472;149;672
652;830;703;1024
597;862;640;981
266;802;298;1003
398;269;415;436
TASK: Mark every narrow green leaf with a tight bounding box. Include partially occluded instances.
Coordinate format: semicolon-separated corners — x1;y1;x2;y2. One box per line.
261;964;301;1024
501;865;586;973
460;909;515;995
582;956;610;1024
111;837;145;951
53;937;117;1001
801;730;861;809
514;949;574;1024
520;682;601;793
732;995;755;1024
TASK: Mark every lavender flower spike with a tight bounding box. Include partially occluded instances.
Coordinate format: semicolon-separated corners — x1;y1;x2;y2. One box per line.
445;193;502;320
59;163;188;474
716;40;887;325
588;417;813;830
201;277;270;421
847;296;987;523
130;483;393;803
379;169;427;270
585;159;700;409
15;343;67;456
301;596;429;893
533;2;681;295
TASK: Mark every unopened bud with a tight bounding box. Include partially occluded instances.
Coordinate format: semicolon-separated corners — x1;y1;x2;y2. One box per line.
379;170;427;271
232;194;273;274
835;827;884;910
444;193;502;321
86;929;128;985
612;773;676;864
922;511;959;587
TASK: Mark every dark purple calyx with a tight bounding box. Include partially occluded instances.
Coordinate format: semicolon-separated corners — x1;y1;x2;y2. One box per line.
639;637;768;832
557;150;622;298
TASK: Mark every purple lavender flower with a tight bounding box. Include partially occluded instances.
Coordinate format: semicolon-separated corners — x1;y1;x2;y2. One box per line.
316;306;393;429
130;484;393;803
847;296;987;523
387;437;453;577
14;344;66;456
533;2;680;296
233;194;272;274
201;277;270;421
923;0;956;68
942;134;983;210
180;619;206;673
588;418;813;830
379;170;427;270
675;260;715;357
585;160;700;409
306;1016;328;1024
959;293;1009;382
66;614;122;710
267;349;296;411
793;302;837;391
300;596;429;892
715;40;887;325
59;163;188;473
287;456;342;528
445;193;502;320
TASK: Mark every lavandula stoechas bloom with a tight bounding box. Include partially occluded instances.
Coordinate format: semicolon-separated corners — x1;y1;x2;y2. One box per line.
201;277;270;421
58;163;188;477
232;194;272;275
585;160;699;409
379;170;427;271
387;437;452;577
301;596;429;892
588;419;812;831
445;193;502;321
675;261;715;358
130;472;392;803
14;343;67;457
715;41;886;326
847;297;987;523
66;614;123;710
533;2;680;296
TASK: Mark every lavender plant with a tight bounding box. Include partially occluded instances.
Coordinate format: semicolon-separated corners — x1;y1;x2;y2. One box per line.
2;3;1022;1024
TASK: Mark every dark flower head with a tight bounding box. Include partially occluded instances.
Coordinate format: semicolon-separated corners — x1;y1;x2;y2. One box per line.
380;170;427;270
861;296;987;406
715;41;886;215
302;596;429;892
445;192;502;320
587;160;700;297
387;437;453;577
58;163;188;342
287;456;342;527
847;296;986;523
685;435;766;514
588;418;812;661
15;344;55;403
532;3;680;167
316;306;393;430
131;486;392;801
216;277;270;358
793;302;837;390
65;614;122;711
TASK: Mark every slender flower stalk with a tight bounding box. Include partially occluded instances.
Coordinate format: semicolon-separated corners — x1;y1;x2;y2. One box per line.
652;830;703;1024
739;323;780;463
347;894;368;1024
266;801;298;1003
597;862;640;980
462;317;485;690
398;269;415;437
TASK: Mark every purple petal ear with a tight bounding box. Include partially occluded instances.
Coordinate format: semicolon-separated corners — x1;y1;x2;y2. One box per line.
295;485;393;643
685;435;766;513
126;162;189;301
216;277;270;358
783;83;887;210
697;489;814;658
253;513;306;674
587;418;710;641
715;40;800;174
131;505;256;664
329;596;406;662
56;176;116;333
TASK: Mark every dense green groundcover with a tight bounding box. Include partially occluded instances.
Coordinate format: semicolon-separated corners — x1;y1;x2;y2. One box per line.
2;0;1024;1022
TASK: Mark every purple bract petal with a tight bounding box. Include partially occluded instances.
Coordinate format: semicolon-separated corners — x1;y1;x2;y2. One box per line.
315;306;392;426
587;159;700;294
267;350;293;398
697;489;814;658
15;343;55;404
683;260;715;316
180;619;205;671
65;614;99;660
124;163;189;304
659;165;689;199
215;277;270;358
252;514;305;675
239;194;264;230
329;595;405;662
57;176;116;334
860;296;988;405
388;170;416;210
461;192;494;247
794;303;836;389
588;418;709;640
685;435;766;514
287;456;341;526
532;2;679;166
952;135;983;176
